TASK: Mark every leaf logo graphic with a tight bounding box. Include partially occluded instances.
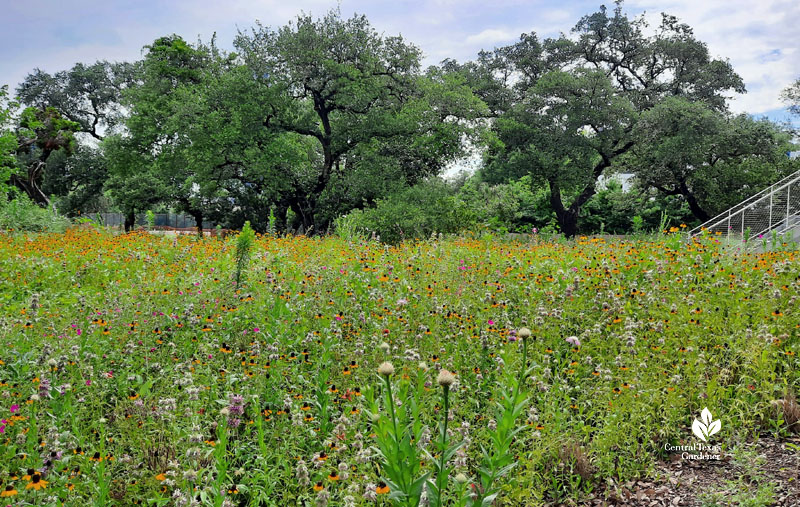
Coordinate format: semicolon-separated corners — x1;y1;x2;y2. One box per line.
691;407;721;442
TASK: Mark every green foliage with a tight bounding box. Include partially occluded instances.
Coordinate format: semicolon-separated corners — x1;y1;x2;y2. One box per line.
628;96;795;222
456;175;546;233
782;78;800;117
0;231;798;504
477;4;746;236
0;194;71;232
631;215;644;234
339;179;475;243
17;60;136;140
42;145;109;215
234;220;255;285
9;105;81;206
145;210;156;230
0;85;18;195
470;338;532;507
371;368;431;506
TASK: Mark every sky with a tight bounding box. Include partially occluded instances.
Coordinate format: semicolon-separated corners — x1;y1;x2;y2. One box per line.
1;0;798;125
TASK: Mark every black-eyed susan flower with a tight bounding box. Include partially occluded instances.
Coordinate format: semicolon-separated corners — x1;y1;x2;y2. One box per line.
25;473;47;490
376;481;390;494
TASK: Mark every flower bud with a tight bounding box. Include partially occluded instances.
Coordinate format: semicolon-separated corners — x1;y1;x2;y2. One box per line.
377;362;395;377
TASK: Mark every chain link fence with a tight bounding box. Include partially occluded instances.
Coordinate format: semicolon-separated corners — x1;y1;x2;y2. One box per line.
688;170;800;241
84;213;217;231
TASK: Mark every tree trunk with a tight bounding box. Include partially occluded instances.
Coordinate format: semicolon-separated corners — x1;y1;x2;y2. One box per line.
289;198;315;234
547;152;618;238
191;210;204;237
548;179;581;238
124;210;136;232
274;204;288;233
679;181;710;222
10;168;50;206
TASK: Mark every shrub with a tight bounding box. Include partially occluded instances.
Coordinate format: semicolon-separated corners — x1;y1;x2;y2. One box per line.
338;179;476;243
0;195;71;232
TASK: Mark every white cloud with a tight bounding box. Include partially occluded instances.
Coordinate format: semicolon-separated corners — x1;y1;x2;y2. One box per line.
628;0;800;115
465;28;517;45
2;0;797;120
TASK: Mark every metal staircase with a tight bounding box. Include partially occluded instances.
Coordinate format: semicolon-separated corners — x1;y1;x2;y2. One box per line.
687;169;800;243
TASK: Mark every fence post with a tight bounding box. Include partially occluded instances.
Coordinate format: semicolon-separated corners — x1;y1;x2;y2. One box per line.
741;209;745;239
726;209;731;241
769;193;773;232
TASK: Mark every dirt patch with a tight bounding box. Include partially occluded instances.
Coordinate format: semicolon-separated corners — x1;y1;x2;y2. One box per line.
556;435;800;506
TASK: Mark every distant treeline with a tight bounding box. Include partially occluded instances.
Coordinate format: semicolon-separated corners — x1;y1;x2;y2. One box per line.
1;3;799;238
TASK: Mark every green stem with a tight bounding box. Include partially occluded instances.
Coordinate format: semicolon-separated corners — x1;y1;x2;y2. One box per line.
383;374;405;494
383;375;399;447
437;386;450;507
515;338;529;402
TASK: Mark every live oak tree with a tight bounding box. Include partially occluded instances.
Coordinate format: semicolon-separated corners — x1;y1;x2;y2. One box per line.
11;106;80;206
628;97;796;222
108;35;225;233
15;61;137;213
17;61;136;141
477;4;745;236
234;9;482;232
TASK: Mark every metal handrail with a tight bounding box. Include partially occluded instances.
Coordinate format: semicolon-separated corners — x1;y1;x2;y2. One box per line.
688;170;800;238
688;169;800;237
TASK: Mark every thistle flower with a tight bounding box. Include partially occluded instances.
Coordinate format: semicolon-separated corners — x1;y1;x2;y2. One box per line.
378;362;395;377
437;369;456;388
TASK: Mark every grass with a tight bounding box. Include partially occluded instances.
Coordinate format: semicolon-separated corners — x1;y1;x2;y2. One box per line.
0;228;797;505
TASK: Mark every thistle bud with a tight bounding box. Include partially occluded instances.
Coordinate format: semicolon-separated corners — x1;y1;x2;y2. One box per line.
377;362;395;377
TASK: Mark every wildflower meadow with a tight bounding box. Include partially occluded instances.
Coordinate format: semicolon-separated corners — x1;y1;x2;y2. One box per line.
0;227;798;505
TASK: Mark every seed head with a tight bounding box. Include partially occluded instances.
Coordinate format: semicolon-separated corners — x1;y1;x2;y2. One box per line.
518;328;532;340
377;362;395;377
437;369;456;388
